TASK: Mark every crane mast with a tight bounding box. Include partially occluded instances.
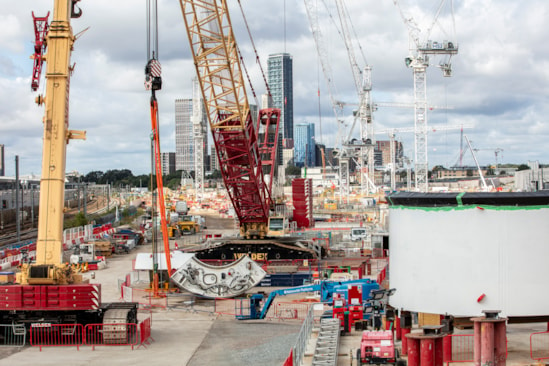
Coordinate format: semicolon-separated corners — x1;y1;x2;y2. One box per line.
179;0;279;239
192;77;205;201
25;0;85;284
303;0;349;203
335;0;375;195
393;0;458;192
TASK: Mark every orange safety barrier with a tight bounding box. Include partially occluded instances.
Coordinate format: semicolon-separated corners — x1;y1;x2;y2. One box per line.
138;317;154;349
84;323;138;350
530;331;549;361
30;323;84;351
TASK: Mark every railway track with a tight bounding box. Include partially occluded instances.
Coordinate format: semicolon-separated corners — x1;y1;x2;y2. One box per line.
0;228;38;247
0;197;113;247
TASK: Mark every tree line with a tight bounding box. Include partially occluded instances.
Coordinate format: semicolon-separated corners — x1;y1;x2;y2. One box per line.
79;169;196;190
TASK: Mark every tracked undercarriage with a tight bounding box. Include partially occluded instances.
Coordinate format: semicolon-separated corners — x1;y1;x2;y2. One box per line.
184;237;324;261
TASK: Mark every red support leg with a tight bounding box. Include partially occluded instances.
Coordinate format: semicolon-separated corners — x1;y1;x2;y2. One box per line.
407;337;420;366
396;316;402;340
442;335;452;364
420;338;435;366
401;328;411;355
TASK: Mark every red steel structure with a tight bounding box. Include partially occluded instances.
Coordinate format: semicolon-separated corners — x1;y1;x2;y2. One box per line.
0;284;101;310
179;0;280;239
31;12;50;91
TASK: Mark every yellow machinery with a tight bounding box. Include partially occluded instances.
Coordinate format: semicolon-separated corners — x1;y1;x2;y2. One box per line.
175;215;200;235
21;0;86;285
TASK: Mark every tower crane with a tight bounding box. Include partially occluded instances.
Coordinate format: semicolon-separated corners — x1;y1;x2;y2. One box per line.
192;77;205;201
303;0;349;203
393;0;458;192
334;0;376;196
472;147;504;168
376;123;472;191
304;0;376;202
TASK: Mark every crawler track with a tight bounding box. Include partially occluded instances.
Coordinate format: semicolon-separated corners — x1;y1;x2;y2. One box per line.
184;238;323;261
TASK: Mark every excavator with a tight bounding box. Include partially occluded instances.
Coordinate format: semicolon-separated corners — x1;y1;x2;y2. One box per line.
177;0;323;262
0;0;138;332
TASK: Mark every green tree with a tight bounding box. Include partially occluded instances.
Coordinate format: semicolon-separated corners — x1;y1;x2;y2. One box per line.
517;164;530;171
207;170;222;179
285;164;301;176
83;170;104;183
64;211;88;229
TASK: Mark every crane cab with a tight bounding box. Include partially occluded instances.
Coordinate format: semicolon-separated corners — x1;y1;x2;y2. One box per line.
267;216;289;237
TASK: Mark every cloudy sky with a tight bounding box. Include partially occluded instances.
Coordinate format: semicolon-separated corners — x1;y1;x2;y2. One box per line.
1;0;548;177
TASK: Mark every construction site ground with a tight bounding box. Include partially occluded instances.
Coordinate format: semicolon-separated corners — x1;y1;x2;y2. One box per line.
0;215;544;365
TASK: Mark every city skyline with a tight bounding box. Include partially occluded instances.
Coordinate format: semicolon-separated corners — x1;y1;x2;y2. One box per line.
1;1;548;176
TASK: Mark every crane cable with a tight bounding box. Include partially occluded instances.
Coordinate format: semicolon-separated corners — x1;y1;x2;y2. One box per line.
236;0;272;105
146;0;159;61
145;0;172;282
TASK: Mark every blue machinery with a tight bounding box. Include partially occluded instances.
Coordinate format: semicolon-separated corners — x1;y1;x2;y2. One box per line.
236;279;379;320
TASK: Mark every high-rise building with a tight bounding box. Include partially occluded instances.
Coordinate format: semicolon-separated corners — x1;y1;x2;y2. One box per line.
161;152;176;175
175;98;208;174
376;140;404;168
175;98;194;172
294;123;315;167
267;53;293;141
0;144;4;176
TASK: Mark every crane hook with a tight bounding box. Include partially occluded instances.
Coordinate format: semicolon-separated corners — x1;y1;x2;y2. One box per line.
71;0;82;19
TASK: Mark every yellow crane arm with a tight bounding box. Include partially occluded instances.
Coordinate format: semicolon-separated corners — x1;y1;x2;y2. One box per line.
35;0;85;268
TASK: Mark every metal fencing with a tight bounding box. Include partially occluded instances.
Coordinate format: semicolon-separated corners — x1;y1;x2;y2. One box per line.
0;324;26;347
445;334;474;364
274;302;311;321
127;287;168;309
290;304;316;366
444;333;508;365
30;324;84;351
530;331;549;361
138;318;153;348
84;323;138;350
27;320;150;351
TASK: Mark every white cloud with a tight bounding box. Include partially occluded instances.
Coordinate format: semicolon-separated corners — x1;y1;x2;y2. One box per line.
2;0;549;177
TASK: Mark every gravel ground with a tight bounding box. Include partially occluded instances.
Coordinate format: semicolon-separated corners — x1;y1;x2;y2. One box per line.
187;317;301;366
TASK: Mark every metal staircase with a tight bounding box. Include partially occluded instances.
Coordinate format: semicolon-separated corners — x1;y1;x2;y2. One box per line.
311;318;340;365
